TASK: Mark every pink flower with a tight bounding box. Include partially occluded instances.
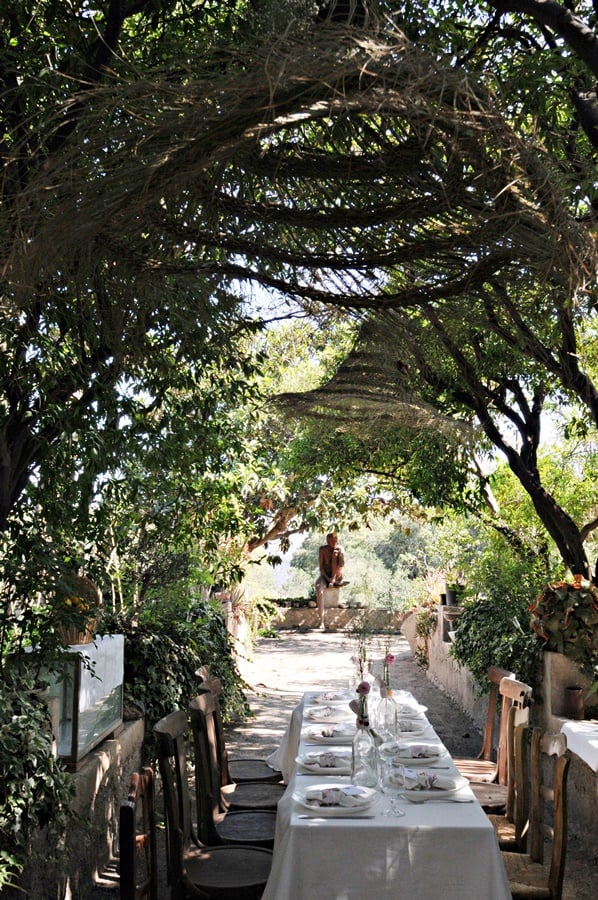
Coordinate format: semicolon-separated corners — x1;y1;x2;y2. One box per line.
356;681;370;695
385;653;395;665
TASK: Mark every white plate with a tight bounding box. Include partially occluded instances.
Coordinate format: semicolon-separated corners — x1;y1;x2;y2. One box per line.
396;703;428;717
397;719;429;736
304;723;356;744
399;774;469;800
296;751;352;775
293;783;379;816
312;691;351;705
391;752;447;766
305;706;352;724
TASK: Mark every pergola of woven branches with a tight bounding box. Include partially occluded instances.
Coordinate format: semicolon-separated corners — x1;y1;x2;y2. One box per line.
2;13;597;572
5;23;593;313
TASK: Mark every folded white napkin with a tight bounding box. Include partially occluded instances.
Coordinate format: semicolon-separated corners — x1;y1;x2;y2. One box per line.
397;718;426;733
306;706;348;721
317;691;347;703
316;724;351;737
400;768;459;791
305;786;369;807
305;750;350;769
393;743;443;759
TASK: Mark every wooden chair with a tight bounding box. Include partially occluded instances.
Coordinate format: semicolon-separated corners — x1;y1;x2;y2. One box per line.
453;667;532;810
487;707;530;852
152;716;273;900
119;767;158;900
472;675;533;811
196;666;283;785
190;690;286;812
154;709;276;856
502;728;570;900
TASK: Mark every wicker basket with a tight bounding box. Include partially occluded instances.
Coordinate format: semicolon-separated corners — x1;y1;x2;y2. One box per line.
57;617;98;645
56;575;102;645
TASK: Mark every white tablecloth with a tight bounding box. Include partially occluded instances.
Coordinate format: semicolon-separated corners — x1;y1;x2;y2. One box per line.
263;691;511;900
266;698;306;783
561;719;598;771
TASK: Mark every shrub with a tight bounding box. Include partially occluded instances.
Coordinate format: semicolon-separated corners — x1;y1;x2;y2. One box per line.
0;671;75;889
450;594;543;691
414;604;438;669
101;596;250;759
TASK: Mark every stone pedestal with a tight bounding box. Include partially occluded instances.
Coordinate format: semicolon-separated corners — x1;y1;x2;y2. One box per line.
542;650;597;729
322;586;341;608
441;606;463;642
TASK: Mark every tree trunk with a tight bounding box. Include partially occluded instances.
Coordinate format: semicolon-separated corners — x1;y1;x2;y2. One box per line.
505;452;589;576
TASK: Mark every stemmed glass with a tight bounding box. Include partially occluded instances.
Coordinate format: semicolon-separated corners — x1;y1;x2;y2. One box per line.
378;743;406;816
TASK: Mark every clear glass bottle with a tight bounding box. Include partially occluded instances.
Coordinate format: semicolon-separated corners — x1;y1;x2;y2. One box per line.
375;689;398;742
351;704;378;788
367;674;381;722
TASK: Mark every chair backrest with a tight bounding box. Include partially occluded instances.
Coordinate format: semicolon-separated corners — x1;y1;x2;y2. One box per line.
505;707;530;851
188;692;227;846
529;728;569;899
478;666;515;763
119;767;158;900
496;675;533;784
195;669;231;787
153;709;197;888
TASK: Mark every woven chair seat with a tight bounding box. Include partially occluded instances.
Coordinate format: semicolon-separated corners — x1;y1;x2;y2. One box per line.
502;851;553;898
229;758;283;783
222;779;286;810
184;843;273;897
213;808;276;847
488;813;519;850
470;781;507;812
452;757;498;782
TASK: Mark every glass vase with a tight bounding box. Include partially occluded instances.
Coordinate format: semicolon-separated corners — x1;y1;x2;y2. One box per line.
375;691;398;742
351;699;378;787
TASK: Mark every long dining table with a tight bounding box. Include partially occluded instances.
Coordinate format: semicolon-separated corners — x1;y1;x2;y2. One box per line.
262;688;512;900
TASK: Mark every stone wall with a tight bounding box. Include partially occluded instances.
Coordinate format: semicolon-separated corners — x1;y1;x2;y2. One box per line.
12;719;144;899
272;602;407;632
402;605;597;861
401;606;490;733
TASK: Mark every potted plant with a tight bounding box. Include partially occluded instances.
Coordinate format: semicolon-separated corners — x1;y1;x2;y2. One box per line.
53;572;102;645
445;580;465;607
530;577;598;715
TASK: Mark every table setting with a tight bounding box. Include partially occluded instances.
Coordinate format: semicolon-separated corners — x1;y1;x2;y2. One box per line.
293;782;379;816
304;704;355;723
261;679;512;900
303;721;357;744
311;689;352;705
378;738;450;766
295;749;352;775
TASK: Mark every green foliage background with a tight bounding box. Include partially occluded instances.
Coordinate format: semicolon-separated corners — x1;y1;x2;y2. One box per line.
100;598;250;760
4;0;598;891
